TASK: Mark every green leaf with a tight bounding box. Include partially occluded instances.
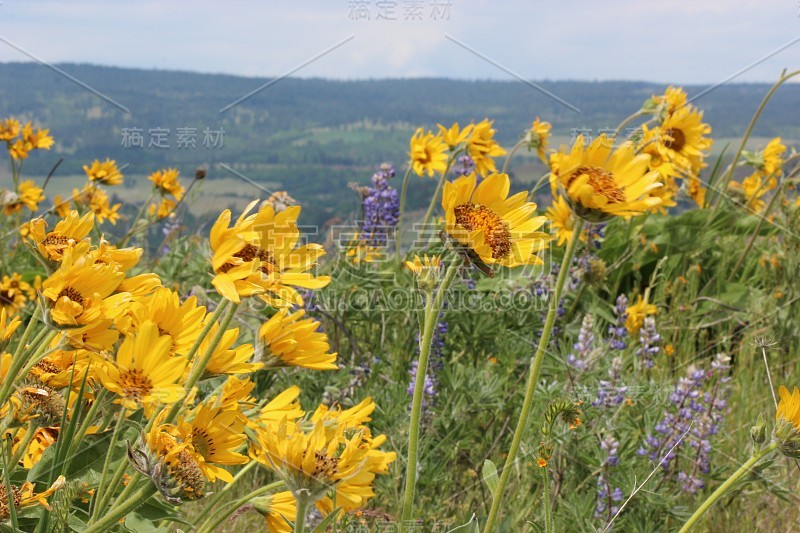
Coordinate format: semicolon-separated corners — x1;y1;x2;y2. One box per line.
447;513;479;533
481;459;499;498
312;507;343;532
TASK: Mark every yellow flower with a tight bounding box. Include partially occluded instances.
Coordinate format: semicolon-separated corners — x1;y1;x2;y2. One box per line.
87;186;121;224
149;198;177;219
645;106;713;174
9;426;58;468
409;128;448;177
246;385;304;433
265;191;297;213
0;273;32;314
649;85;688;118
29;210;95;261
200;323;260;376
259;308;338;370
53;195;72;218
209;201;265;303
0;117;21;141
94;320;187;410
467;119;506;176
41;243;128;327
0;476;65;520
243;204;330;308
761;137;786;176
139;416;206;503
524;118;552;163
442;173;549;268
545;195;576;247
83;158;123;186
777;386;800;429
3;180;45;214
437;122;474;149
0;307;21;342
22;123;54;150
686;173;707;208
552;135;662;221
149;168;184;199
625;295;657;335
404;254;442;276
173;403;249;483
251;491;296;533
124;287;206;356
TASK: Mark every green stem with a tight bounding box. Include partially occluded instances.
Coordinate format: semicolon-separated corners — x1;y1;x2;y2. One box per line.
484;217;585;533
117;189;156;247
164;301;238;424
501;140;525;175
89;407;128;522
2;436;19;530
196;480;285;533
0;306;43;408
400;258;461;528
191;460;257;526
542;467;552;533
679;441;778;532
395;167;414;263
83;483;158;533
294;494;311;533
68;389;108;458
527;172;552;201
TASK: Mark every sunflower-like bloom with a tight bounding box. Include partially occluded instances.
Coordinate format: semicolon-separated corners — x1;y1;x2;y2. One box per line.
644;106;713;175
94;320;186;410
552;135;662;222
524;118;552;163
87;186;121;224
123;287;206;356
53;195;72;218
200;323;260;377
0;273;33;315
244;204;330;307
775;386;800;457
83;158;123;186
149;198;176;220
0;307;21;342
545;195;577;247
3;180;45;214
442;173;549;268
250;491;296;533
172;403;249;483
761;137;786;176
209;201;264;303
265;191;298;213
252;416;374;505
409;128;448;177
9;426;58;468
467;119;506;176
41;243;129;327
625;295;657;335
0;117;21;141
21;123;54;150
0;476;65;520
31;344;95;388
149;168;184;199
29;210;95;261
437;122;474;149
259;308;338;370
6;122;53;160
647;85;688;119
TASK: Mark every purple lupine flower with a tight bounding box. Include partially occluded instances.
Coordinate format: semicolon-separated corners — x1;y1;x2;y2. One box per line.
607;294;628;350
453;155;475;176
641;353;731;494
636;316;661;369
587;222;606;250
593;357;628;408
361;163;400;247
567;314;595;370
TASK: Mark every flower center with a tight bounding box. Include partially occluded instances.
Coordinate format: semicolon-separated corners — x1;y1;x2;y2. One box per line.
191;428;214;458
218;244;276;274
311;450;340;479
41;234;71;249
118;368;153;401
569;166;626;204
57;287;85;306
453;203;512;259
663;128;686;153
167;449;205;500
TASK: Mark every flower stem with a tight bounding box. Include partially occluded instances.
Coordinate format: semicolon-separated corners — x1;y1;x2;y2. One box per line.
0;305;43;409
420;150;462;232
400;257;460;529
294;494;312;533
396;166;414;263
679;441;778;532
484;218;584;533
501;140;525;175
89;407;128;522
83;483;158;533
542;467;552;533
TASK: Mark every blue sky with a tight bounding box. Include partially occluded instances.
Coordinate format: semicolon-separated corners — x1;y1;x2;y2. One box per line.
0;0;798;83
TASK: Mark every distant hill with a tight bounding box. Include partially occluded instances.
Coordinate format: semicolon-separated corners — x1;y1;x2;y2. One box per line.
1;62;799;228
